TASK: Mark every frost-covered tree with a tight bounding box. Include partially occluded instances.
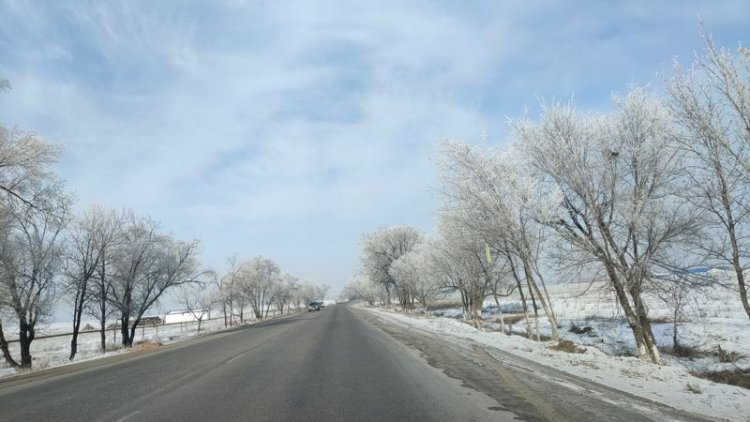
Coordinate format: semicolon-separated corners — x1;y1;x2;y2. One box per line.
65;206;122;359
0;79;70;367
516;89;697;364
668;37;750;320
108;214;201;347
295;282;314;309
361;226;422;308
650;272;707;350
0;190;70;368
439;141;559;339
217;256;247;325
84;209;126;352
427;215;499;329
177;282;214;333
0;122;62;211
238;256;280;321
389;242;439;310
343;273;384;306
273;273;298;315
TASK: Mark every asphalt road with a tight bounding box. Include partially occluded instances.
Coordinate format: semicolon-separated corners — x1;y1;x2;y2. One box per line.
0;305;712;422
0;305;504;422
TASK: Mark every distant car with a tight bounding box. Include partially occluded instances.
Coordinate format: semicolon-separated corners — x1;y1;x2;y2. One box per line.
307;302;321;312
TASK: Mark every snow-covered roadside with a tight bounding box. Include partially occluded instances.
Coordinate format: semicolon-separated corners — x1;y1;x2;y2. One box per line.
0;312;300;381
362;306;750;422
429;281;750;376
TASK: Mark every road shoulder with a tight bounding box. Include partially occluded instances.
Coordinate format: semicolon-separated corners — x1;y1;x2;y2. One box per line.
355;307;723;422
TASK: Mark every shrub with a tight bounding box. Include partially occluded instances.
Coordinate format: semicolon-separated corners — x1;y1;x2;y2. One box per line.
692;369;750;390
550;339;586;354
717;345;742;363
568;322;593;335
665;344;706;358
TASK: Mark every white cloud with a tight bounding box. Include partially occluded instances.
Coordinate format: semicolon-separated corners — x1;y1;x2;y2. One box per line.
0;0;747;292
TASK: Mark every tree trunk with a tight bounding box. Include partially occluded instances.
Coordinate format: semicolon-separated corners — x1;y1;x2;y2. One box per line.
97;257;109;352
485;271;507;335
69;334;78;361
518;286;531;338
632;292;663;364
715;161;750;320
70;301;84;361
526;275;558;340
507;253;531;337
420;295;428;309
471;291;483;330
672;305;679;348
606;262;663;364
121;316;131;347
458;288;469;319
229;298;235;326
726;216;750;319
264;301;272;319
524;266;559;340
0;320;19;368
99;318;107;353
128;318;140;348
737;273;750;320
70;269;91;361
18;320;33;368
492;292;506;335
526;281;540;341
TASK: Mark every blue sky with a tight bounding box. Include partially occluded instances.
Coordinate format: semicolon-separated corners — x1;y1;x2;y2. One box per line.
0;0;748;294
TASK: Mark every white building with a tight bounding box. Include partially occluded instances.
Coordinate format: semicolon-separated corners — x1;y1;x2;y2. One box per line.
164;309;208;324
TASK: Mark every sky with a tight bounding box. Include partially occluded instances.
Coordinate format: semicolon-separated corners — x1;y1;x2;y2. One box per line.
0;0;748;296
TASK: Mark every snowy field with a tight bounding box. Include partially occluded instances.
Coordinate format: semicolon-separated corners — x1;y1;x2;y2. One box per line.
363;305;750;422
427;280;749;374
0;309;298;380
542;280;750;374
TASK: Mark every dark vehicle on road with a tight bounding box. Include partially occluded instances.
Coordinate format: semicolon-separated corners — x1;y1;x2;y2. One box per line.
307;302;322;312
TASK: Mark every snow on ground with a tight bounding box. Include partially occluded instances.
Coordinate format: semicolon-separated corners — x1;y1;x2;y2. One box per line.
0;318;226;379
365;279;750;421
363;306;750;422
428;280;750;374
0;310;297;380
544;281;750;375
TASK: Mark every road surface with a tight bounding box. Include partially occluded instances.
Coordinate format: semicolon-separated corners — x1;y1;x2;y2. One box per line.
0;304;710;421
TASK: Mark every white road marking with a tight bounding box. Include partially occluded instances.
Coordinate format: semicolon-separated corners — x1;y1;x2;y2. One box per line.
114;409;142;422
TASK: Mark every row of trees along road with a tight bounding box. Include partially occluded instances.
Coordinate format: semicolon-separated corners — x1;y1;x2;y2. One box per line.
65;209;203;358
212;255;329;327
0;77;327;369
0;84;329;368
349;37;750;365
0;136;205;367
